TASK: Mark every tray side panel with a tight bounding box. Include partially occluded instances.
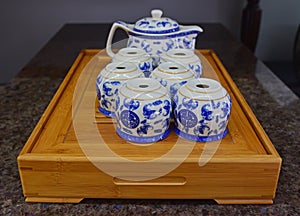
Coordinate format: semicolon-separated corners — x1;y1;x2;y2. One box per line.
18;155;279;201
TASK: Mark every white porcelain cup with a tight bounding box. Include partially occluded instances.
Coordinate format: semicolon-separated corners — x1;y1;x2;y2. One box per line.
173;78;232;142
111;47;154;77
96;62;142;117
150;61;194;102
159;48;202;78
115;77;172;143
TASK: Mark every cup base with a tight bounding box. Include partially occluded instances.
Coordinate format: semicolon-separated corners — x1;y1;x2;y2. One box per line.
98;106;115;118
116;127;170;144
174;126;228;142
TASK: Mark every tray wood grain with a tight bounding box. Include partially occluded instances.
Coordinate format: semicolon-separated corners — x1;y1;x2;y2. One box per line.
18;49;281;204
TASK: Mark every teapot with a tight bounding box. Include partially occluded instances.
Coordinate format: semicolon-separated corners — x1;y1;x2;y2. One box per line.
106;9;203;64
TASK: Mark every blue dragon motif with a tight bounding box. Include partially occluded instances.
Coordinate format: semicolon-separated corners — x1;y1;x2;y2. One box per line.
220;101;231;119
194;119;210;135
143;100;163;120
102;82;113;97
162;99;171;116
137;119;154;136
157;21;171;28
201;104;213;121
189;64;201;78
182;98;198;110
211;100;221;109
101;95;111;109
138;20;150;27
169;81;187;98
102;81;120;97
123;98;140;111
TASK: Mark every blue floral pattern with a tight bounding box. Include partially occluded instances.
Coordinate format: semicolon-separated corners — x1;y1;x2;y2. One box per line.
174;94;232;142
133;18;179;34
127;32;199;63
188;63;202;78
116;97;172;143
169;81;188;99
97;80;121;117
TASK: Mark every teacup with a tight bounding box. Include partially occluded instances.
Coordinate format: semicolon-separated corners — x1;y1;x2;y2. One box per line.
159;48;202;78
173;78;232;142
115;77;171;143
150;61;194;102
96;62;142;117
111;47;154;77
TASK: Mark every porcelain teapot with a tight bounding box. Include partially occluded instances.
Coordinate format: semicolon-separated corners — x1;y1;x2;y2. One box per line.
106;9;203;63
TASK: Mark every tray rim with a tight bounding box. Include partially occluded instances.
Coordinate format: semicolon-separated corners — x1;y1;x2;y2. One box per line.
18;49;281;162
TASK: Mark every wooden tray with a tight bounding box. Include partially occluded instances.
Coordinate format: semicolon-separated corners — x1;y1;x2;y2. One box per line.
18;49;281;204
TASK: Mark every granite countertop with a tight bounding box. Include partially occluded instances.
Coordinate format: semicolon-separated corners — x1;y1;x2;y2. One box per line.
1;24;299;215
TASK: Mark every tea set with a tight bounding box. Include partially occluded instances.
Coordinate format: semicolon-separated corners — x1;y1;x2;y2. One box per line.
96;9;231;143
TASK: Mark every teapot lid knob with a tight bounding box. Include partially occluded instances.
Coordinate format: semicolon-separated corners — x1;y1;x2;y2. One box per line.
151;9;163;19
133;9;180;34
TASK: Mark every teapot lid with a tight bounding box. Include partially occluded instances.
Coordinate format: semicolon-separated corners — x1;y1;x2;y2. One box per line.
134;9;179;34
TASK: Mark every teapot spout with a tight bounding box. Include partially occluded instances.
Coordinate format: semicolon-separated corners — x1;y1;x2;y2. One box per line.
180;25;203;34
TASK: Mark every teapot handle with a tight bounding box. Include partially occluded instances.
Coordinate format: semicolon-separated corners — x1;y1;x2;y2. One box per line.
106;21;130;57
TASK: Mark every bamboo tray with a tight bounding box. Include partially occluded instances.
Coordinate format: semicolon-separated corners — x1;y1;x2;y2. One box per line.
18;49;281;204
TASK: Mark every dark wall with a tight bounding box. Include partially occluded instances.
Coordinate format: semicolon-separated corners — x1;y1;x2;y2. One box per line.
0;0;244;83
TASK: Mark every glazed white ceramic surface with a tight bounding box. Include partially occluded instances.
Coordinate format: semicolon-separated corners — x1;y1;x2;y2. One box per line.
173;78;232;142
134;9;179;34
96;62;142;117
106;9;203;64
150;61;194;101
159;48;202;78
111;47;154;77
115;78;171;143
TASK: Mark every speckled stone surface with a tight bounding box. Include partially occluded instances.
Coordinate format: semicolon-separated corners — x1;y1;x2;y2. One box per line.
1;24;299;215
